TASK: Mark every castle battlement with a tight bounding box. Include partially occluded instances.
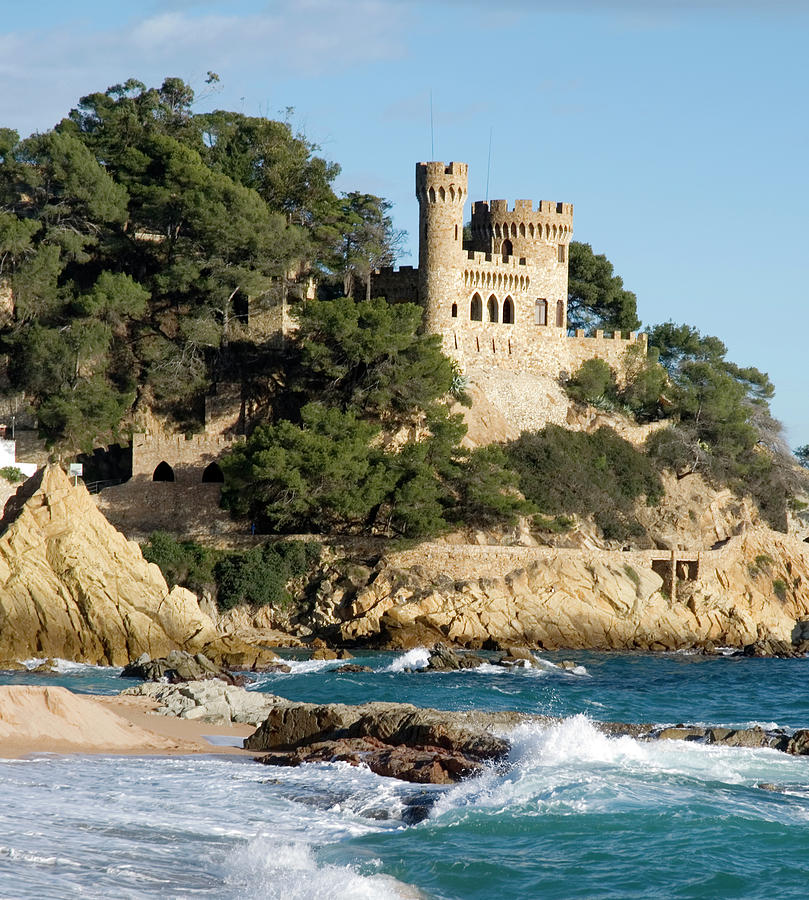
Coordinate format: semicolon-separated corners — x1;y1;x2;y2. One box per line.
370;161;647;391
133;433;242;450
475;199;574;217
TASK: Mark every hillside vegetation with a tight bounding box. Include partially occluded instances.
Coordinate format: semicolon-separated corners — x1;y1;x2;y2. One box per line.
1;75;804;547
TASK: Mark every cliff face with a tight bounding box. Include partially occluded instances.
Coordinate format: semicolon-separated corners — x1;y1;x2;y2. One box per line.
0;466;222;665
314;527;809;651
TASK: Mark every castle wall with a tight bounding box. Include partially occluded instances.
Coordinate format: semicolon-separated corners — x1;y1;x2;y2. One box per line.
132;433;243;483
371;265;419;303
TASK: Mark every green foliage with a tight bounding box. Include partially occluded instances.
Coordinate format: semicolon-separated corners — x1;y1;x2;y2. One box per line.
141;531;219;594
795;445;809;469
292;296;457;422
567;241;640;333
508;425;663;542
141;531;320;611
0;76;353;449
0;466;24;483
773;578;787;602
214;540;321;610
644;322;798;530
565;358;617;406
220;403;392;533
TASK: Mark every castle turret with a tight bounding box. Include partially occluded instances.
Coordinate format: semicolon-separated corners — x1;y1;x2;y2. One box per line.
416;161;467;332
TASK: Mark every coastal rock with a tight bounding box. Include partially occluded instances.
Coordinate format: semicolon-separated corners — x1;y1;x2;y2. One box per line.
336;664;373;673
0;466;285;667
245;700;517;762
121;679;286;725
421;642;486;671
320;527;809;653
261;736;486;784
120;651;247;686
0;466;224;665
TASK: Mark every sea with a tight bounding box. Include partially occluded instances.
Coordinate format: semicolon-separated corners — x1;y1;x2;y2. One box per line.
1;649;809;899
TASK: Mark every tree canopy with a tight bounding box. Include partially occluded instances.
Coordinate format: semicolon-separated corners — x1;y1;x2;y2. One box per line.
567;241;640;334
0;76;405;448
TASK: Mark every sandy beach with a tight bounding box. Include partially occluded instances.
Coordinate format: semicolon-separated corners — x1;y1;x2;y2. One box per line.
0;685;256;759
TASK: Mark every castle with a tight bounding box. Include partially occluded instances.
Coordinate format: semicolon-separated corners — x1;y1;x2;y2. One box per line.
372;161;646;381
95;160;651;537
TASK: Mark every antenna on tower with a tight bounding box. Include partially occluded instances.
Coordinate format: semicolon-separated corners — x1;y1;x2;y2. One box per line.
485;127;493;202
430;90;435;159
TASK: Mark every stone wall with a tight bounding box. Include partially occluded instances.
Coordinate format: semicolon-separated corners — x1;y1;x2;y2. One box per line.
131;433;243;483
386;539;724;584
94;477;240;539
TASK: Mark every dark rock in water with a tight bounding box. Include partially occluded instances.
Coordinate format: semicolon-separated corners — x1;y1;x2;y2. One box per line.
421;642;486;671
258;736;485;784
245;698;518;784
336;649;355;660
401;790;440;825
120;650;246;686
336;664;373;673
29;658;57;674
739;638;808;658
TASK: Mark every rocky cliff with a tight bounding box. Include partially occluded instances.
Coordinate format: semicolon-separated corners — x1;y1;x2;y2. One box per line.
304;526;809;652
0;466;248;665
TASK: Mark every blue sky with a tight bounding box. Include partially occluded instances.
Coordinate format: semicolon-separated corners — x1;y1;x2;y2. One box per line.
2;1;808;447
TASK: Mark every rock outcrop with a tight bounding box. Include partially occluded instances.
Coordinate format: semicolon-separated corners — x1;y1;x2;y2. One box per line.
122;679;287;725
0;466;274;666
304;527;809;653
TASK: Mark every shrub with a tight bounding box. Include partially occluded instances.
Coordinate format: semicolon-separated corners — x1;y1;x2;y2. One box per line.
507;425;663;543
0;466;25;483
564;358;617;406
141;531;218;593
214;540;321;611
773;579;787;602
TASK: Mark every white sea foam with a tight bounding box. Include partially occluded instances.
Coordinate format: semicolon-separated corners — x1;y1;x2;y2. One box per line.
21;658;121;675
222;836;417;900
430;713;809;822
383;648;431;672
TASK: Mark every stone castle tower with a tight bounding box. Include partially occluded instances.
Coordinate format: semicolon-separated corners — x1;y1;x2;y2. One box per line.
372;161;644;381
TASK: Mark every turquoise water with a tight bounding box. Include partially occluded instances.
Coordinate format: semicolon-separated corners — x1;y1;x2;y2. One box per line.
2;651;809;898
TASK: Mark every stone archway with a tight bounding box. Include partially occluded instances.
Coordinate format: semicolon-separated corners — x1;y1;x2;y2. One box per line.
202;462;225;483
152;461;175;482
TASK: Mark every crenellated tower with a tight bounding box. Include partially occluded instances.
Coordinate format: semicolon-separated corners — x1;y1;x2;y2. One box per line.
416;161;468;333
371;161;645;387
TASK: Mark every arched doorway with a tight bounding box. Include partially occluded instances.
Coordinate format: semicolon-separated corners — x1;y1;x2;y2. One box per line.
502;239;513;261
153;461;175;482
202;462;224;483
470;293;483;321
488;295;499;323
502;296;514;324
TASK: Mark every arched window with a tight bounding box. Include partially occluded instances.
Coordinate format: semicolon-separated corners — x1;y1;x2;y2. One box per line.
535;299;548;326
202;462;224;483
519;223;526;238
451;302;458;318
153;461;174;482
502;296;515;324
470;293;483;321
511;222;517;238
488;295;499;323
429;187;436;203
502;239;513;260
556;299;565;327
